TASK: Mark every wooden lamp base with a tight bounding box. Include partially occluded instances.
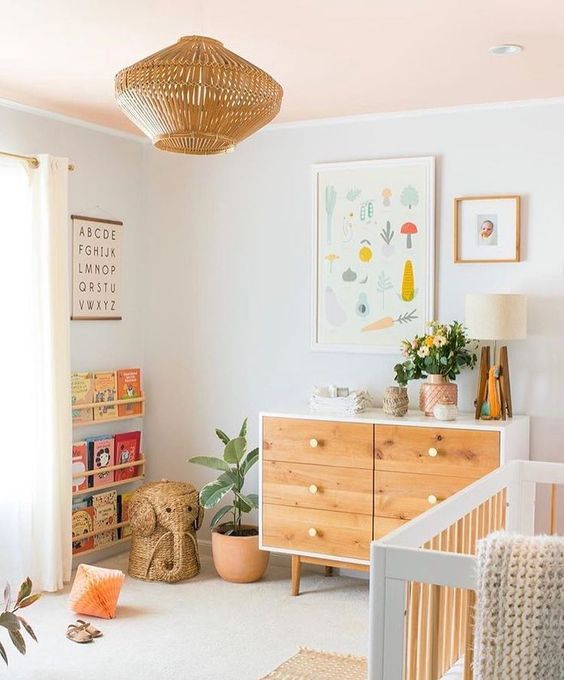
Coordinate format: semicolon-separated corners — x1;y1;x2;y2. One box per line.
474;345;513;420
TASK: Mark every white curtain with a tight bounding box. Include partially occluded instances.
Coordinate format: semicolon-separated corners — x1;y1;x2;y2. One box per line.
0;154;72;592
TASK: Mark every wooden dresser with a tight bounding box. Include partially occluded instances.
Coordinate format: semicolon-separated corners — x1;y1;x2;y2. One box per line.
259;410;529;594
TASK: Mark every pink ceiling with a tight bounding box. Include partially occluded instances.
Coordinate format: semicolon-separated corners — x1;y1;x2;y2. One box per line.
1;0;563;135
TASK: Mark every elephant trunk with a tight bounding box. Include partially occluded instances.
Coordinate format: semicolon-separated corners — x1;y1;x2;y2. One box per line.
163;531;186;582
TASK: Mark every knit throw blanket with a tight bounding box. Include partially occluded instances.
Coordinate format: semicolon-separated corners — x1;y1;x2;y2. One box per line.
474;532;564;680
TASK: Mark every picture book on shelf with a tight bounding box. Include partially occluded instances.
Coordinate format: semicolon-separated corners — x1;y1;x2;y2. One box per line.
92;490;117;548
72;441;89;492
114;431;141;481
117;492;134;539
72;503;94;554
93;371;118;421
71;372;93;423
87;436;115;487
116;368;142;417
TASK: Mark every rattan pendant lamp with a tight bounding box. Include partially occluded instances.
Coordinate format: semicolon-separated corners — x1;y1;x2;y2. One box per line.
115;35;283;155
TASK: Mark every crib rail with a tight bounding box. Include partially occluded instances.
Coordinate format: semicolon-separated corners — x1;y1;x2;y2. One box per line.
369;461;564;680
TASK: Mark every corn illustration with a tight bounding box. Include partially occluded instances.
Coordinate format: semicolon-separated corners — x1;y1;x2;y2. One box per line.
401;260;414;301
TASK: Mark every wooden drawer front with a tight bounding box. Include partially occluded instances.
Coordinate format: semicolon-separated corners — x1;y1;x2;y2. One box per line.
375;471;472;521
374;516;408;540
375;425;499;478
262;503;371;560
262;460;372;515
262;417;373;469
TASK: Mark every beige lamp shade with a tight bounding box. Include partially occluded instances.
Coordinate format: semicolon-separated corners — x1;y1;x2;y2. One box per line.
465;294;527;340
115;35;283;156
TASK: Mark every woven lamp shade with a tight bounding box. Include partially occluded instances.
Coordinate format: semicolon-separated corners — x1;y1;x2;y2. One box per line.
115;35;283;155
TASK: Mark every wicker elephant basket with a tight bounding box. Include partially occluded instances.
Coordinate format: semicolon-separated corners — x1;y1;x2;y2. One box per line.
128;480;203;583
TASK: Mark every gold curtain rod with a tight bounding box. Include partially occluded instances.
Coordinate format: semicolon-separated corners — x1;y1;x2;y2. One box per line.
0;150;75;171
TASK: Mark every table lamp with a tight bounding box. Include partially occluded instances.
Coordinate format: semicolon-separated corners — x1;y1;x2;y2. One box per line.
465;293;527;420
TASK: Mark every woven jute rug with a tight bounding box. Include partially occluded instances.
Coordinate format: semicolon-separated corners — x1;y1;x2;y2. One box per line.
261;647;367;679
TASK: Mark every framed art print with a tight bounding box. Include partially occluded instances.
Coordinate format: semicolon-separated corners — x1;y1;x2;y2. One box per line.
312;156;435;354
454;195;520;263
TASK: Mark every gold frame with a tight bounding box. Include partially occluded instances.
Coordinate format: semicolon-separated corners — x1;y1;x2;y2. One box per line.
453;195;520;263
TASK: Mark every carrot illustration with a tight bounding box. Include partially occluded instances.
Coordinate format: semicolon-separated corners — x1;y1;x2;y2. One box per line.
361;309;417;332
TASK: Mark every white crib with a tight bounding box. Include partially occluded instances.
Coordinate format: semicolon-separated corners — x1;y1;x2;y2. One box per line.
368;460;563;680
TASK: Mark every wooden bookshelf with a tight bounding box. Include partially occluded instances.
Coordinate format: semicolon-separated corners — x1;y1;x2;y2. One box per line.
72;394;145;428
74;537;132;558
72;474;145;498
71;382;145;558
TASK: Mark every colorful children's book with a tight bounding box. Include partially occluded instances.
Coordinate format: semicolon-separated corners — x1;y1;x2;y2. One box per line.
92;490;118;547
117;492;134;539
116;368;142;417
87;436;115;487
72;441;90;492
72;504;95;554
71;372;94;423
93;371;118;421
114;431;141;481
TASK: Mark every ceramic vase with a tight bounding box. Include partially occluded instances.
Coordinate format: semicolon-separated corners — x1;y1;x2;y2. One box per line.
382;386;409;417
419;374;457;417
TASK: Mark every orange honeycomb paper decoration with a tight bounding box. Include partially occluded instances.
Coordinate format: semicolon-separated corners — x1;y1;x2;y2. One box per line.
69;564;125;619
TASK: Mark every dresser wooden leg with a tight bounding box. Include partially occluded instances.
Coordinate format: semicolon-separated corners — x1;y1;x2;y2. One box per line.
291;555;301;596
324;566;334;577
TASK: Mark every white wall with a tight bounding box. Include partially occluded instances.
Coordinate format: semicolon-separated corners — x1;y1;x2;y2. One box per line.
142;100;564;533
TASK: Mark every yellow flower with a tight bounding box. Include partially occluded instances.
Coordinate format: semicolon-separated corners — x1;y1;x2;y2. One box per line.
425;336;434;347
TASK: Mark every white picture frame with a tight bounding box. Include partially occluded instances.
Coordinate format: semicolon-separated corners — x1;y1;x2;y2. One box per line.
311;156;435;354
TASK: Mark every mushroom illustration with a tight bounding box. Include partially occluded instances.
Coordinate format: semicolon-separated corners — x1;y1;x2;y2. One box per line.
400;222;418;249
382;188;392;207
325;253;340;273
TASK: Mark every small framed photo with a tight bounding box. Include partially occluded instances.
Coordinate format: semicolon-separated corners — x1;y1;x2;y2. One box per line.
453;195;520;263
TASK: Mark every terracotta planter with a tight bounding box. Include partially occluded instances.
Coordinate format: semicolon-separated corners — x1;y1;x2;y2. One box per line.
211;525;269;583
419;374;457;417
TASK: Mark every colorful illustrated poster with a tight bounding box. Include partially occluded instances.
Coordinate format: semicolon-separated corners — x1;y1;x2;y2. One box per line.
312;157;435;353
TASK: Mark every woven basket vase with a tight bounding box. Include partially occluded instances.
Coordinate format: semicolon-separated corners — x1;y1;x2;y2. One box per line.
128;480;202;583
383;386;409;417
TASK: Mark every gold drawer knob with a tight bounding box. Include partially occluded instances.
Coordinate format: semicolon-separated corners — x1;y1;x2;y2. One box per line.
427;494;438;505
308;484;319;494
308;527;318;537
309;438;319;448
428;447;438;457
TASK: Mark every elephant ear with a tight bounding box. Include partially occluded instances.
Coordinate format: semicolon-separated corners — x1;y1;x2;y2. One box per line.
129;496;156;537
194;504;204;531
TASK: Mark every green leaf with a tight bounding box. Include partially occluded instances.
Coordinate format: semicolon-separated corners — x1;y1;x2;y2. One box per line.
17;617;37;643
234;491;255;513
16;594;40;609
223;436;246;464
241;448;259;476
246;493;259;508
0;613;20;632
215;429;230;445
15;579;31;606
188;456;231;473
239;418;248;438
209;505;232;529
8;630;25;655
199;480;234;509
0;640;7;665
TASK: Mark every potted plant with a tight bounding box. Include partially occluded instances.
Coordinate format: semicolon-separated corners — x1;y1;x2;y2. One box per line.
1;577;40;665
189;418;268;583
394;321;477;416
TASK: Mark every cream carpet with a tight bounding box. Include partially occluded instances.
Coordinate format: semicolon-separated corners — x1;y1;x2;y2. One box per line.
5;553;368;680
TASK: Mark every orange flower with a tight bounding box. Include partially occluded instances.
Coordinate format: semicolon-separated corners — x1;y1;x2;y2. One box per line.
424;336;434;347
